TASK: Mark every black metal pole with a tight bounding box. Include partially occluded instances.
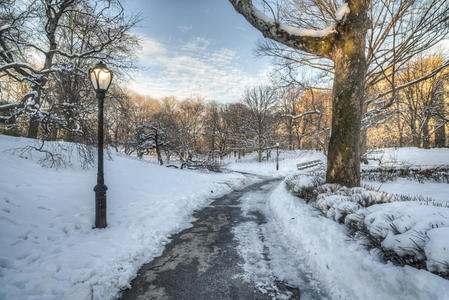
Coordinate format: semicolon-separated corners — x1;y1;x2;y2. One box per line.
94;91;107;228
276;146;279;171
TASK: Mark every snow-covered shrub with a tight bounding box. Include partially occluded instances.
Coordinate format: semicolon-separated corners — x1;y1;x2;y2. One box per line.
361;165;449;183
285;174;449;278
313;184;396;223
345;202;449;277
284;172;324;203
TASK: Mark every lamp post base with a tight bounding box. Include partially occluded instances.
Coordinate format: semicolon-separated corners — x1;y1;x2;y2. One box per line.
94;183;108;228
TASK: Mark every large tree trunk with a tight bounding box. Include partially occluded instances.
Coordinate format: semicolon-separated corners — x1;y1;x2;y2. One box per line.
360;97;368;164
326;10;368;187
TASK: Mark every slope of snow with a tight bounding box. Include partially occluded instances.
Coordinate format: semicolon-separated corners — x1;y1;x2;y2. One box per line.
268;182;449;300
0;135;251;300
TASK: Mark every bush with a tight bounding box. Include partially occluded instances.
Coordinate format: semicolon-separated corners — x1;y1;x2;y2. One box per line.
285;174;449;279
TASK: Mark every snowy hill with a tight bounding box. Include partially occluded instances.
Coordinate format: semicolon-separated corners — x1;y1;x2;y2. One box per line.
0;135;251;300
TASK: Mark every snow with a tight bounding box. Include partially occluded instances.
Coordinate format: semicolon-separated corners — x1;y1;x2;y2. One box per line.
2;135;449;299
252;6;336;38
0;25;11;32
336;3;350;21
280;24;336;38
426;228;449;273
0;135;251;300
355;202;449;266
365;147;449;167
268;182;449;299
233;181;327;299
363;178;449;204
225;150;325;177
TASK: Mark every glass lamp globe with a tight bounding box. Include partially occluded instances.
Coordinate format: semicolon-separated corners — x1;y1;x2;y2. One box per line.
89;61;113;93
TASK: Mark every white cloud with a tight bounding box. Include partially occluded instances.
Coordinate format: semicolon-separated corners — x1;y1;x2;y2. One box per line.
179;25;192;33
234;25;247;31
129;35;271;102
181;37;211;52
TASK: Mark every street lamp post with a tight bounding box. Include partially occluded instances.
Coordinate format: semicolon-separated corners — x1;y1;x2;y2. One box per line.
89;62;113;229
276;142;279;171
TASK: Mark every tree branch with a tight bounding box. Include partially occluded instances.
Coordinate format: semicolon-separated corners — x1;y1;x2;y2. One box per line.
228;0;336;58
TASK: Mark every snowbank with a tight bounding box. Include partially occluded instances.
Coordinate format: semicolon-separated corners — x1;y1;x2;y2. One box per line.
0;135;251;300
269;182;449;299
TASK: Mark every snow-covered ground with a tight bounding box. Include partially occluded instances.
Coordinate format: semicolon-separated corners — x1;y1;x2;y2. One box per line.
365;147;449;167
0;135;253;300
269;182;449;300
225;150;325;177
264;146;449;299
363;178;449;204
2;137;449;300
226;145;449;298
362;147;449;214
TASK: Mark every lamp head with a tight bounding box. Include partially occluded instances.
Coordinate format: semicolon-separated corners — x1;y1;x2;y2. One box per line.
89;61;113;93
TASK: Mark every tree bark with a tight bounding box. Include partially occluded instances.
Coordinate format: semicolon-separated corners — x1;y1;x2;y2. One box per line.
326;5;368;187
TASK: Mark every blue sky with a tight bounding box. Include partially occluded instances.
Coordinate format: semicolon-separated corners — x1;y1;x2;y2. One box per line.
123;0;272;103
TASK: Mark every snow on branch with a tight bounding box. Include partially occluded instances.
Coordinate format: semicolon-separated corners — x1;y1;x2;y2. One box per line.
336;3;350;22
0;24;11;33
282;109;321;120
0;62;54;75
229;0;337;58
252;6;336;38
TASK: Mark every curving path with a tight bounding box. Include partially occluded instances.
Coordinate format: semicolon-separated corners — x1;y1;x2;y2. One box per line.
119;176;326;300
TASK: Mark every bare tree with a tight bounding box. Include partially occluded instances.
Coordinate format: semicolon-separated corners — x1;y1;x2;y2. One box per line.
0;0;140;139
135;123;167;165
222;102;251;158
397;55;449;148
243;85;280;162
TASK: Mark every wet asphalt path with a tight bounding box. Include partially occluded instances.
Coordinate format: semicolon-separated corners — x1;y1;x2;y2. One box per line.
119;177;302;300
